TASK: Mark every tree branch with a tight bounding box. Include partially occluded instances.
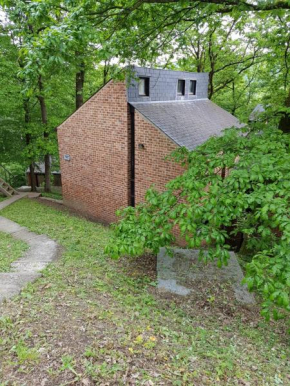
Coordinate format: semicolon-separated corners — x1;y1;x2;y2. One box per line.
129;0;290;12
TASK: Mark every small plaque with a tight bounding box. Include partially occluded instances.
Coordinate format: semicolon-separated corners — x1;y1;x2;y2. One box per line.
64;154;70;161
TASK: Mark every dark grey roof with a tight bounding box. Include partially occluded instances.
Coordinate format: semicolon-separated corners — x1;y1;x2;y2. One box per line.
130;99;243;150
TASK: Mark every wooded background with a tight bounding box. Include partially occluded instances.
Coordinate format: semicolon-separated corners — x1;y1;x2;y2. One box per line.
0;0;289;191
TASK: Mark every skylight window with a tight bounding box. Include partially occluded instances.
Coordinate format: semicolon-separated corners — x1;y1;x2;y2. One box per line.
177;79;185;95
138;77;150;96
189;80;197;95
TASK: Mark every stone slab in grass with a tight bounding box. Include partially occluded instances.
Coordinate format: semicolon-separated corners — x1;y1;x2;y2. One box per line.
157;248;255;304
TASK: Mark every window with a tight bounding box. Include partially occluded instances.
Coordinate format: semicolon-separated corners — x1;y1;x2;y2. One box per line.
189;80;197;95
177;79;185;95
138;77;150;96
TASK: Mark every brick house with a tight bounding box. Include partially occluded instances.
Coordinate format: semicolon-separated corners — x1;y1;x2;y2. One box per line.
57;67;241;224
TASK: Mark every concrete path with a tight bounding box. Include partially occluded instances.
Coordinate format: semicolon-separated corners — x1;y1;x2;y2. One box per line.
39;196;63;205
0;192;41;211
0;193;27;210
0;195;59;303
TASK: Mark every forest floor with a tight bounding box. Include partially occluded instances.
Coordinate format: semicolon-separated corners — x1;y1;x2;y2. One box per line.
0;198;289;386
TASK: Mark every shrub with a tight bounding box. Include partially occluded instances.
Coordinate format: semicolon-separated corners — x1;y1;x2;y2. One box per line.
106;125;290;320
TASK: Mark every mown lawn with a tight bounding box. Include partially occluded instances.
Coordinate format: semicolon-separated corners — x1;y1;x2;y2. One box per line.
0;196;7;202
0;198;289;385
0;232;28;272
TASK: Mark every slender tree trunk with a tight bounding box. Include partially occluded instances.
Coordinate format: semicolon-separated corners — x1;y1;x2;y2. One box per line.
231;82;237;115
76;59;85;110
207;30;216;99
103;60;110;85
28;162;37;191
279;89;290;133
208;70;214;99
37;76;51;193
23;99;37;192
44;153;51;192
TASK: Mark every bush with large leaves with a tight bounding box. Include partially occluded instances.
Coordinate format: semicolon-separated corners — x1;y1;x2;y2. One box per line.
106;125;290;320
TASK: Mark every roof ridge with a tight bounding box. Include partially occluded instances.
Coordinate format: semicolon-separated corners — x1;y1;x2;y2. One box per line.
130;98;209;105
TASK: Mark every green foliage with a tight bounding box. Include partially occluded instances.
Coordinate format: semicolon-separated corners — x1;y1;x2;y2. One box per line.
107;125;290;320
11;340;39;363
0;34;25;164
0;1;118;182
0;163;26;187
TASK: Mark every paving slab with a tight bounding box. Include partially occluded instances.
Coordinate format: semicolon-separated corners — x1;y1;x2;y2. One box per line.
0;217;24;233
11;261;50;272
0;214;59;304
157;248;255;304
39;196;63;205
0;272;41;286
27;192;41;198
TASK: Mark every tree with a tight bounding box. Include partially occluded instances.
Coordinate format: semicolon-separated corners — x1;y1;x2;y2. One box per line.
0;32;25;165
104;0;290;14
106;124;290;320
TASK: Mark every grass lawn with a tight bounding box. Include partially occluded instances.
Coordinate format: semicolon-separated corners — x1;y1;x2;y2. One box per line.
0;232;28;272
0;196;7;203
0;198;289;385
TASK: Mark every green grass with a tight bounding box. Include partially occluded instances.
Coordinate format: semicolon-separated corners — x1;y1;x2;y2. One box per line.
0;198;289;385
41;192;63;200
0;196;7;202
0;232;28;272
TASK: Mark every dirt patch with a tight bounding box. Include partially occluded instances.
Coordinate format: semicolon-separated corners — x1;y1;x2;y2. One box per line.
118;253;157;282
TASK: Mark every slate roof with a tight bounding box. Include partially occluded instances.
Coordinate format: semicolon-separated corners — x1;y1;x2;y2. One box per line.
130;99;243;150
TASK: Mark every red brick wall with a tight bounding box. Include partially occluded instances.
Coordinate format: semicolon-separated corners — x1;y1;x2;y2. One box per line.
58;84;185;224
58;81;130;224
134;111;184;204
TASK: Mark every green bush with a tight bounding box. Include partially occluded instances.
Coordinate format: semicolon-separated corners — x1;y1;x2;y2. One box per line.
106;125;290;321
0;163;26;188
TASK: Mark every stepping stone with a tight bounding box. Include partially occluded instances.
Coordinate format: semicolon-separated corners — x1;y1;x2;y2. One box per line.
157;248;255;304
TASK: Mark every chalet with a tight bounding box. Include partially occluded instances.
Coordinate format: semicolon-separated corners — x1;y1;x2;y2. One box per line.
57;67;242;223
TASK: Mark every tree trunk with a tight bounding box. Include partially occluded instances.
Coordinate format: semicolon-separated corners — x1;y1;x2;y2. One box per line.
28;162;37;191
279;89;290;133
103;60;110;85
44;153;51;192
208;30;216;99
23;98;37;192
37;76;51;193
208;71;214;99
76;61;85;110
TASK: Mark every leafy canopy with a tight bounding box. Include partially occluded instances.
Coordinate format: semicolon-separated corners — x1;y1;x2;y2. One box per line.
107;124;290;320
